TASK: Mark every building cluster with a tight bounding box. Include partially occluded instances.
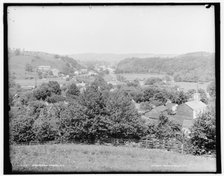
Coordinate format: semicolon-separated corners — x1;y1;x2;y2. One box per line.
134;93;208;132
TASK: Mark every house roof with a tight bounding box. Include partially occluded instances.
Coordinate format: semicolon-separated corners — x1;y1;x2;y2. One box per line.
182;120;194;129
185;101;207;111
166;103;177;109
144;105;167;119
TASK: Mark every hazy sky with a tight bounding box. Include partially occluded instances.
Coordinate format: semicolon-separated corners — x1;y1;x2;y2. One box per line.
8;5;215;55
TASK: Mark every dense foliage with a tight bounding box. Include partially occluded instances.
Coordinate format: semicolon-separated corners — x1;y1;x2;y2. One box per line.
9;77;215;156
190;107;216;155
115;52;215;82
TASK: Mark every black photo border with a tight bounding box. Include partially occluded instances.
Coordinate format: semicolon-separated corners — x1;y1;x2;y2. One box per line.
3;2;221;174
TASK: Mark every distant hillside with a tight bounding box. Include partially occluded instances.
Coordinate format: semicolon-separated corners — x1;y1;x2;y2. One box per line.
9;50;83;79
70;53;177;65
115;52;215;82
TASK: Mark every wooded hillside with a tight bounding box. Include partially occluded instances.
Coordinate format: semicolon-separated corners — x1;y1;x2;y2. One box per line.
115;52;215;82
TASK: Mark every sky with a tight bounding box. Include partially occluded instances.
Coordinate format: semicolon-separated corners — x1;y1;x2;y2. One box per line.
8;5;215;55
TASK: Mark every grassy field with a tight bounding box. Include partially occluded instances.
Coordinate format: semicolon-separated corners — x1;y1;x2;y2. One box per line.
15;78;69;87
118;73;166;81
173;82;210;92
10;144;216;172
118;73;210;91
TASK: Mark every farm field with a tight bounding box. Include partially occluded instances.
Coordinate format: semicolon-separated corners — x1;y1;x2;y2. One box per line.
118;73;210;91
15;78;70;88
173;81;210;92
118;73;166;81
10;144;216;172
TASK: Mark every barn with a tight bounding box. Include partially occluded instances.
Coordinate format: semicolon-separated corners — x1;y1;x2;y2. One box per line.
144;105;168;119
175;100;207;120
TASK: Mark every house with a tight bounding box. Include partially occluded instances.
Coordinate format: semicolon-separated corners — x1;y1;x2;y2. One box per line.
166;102;178;113
77;81;85;87
144;105;168;119
74;71;80;75
51;68;59;76
88;71;98;76
175;100;207;120
37;65;51;71
80;69;88;74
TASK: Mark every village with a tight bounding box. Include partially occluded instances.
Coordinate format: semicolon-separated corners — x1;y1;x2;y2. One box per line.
16;63;212;134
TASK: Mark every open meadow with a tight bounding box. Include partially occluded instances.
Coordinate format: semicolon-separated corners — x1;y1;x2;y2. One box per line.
15;78;69;88
10;144;216;172
118;73;210;91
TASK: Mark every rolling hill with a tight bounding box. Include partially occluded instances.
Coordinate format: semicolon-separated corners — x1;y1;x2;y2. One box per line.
8;50;83;79
115;52;215;82
70;53;177;65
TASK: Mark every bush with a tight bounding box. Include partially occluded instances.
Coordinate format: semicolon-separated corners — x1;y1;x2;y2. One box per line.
140;101;153;111
46;94;66;103
145;77;163;85
190;107;216;155
59;103;87;142
33;83;52;100
66;83;80;98
28;100;46;118
10;115;35;144
32;109;60;143
106;90;145;140
48;81;61;95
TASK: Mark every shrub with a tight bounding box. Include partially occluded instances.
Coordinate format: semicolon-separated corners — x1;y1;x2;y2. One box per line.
46;94;66;103
33;83;52;100
140;101;153;111
10;115;35;144
106;90;145;140
59;102;87;142
66;83;80;98
32;109;60;143
48;81;61;95
190;107;216;155
28;100;46;118
145;77;163;85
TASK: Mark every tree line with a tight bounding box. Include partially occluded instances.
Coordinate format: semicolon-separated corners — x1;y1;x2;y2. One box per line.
8;76;216;155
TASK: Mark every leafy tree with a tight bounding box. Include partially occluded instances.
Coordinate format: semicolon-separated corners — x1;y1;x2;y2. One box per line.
16;91;36;106
106;90;145;140
59;102;87;142
10;115;36;143
207;81;216;98
66;83;80;98
127;79;140;87
153;92;167;105
116;75;127;82
25;63;33;72
33;83;51;100
186;89;197;99
172;91;189;105
190;107;216;155
32;108;59;143
48;81;61;95
145;77;163;85
27;100;46;119
14;48;21;56
92;76;111;92
46;94;66;103
74;82;110;143
142;86;160;101
140;101;153;112
198;89;209;104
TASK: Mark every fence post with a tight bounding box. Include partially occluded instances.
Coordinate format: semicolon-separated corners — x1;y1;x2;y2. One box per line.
182;132;184;154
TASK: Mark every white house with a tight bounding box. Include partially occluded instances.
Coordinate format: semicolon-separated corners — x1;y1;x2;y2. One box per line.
176;100;207;120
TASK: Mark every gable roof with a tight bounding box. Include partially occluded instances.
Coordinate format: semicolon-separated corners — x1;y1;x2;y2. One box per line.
182;120;194;129
166;103;178;109
144;105;168;119
185;101;207;111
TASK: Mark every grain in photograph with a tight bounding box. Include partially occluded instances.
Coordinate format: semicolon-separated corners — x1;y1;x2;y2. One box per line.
5;3;219;173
